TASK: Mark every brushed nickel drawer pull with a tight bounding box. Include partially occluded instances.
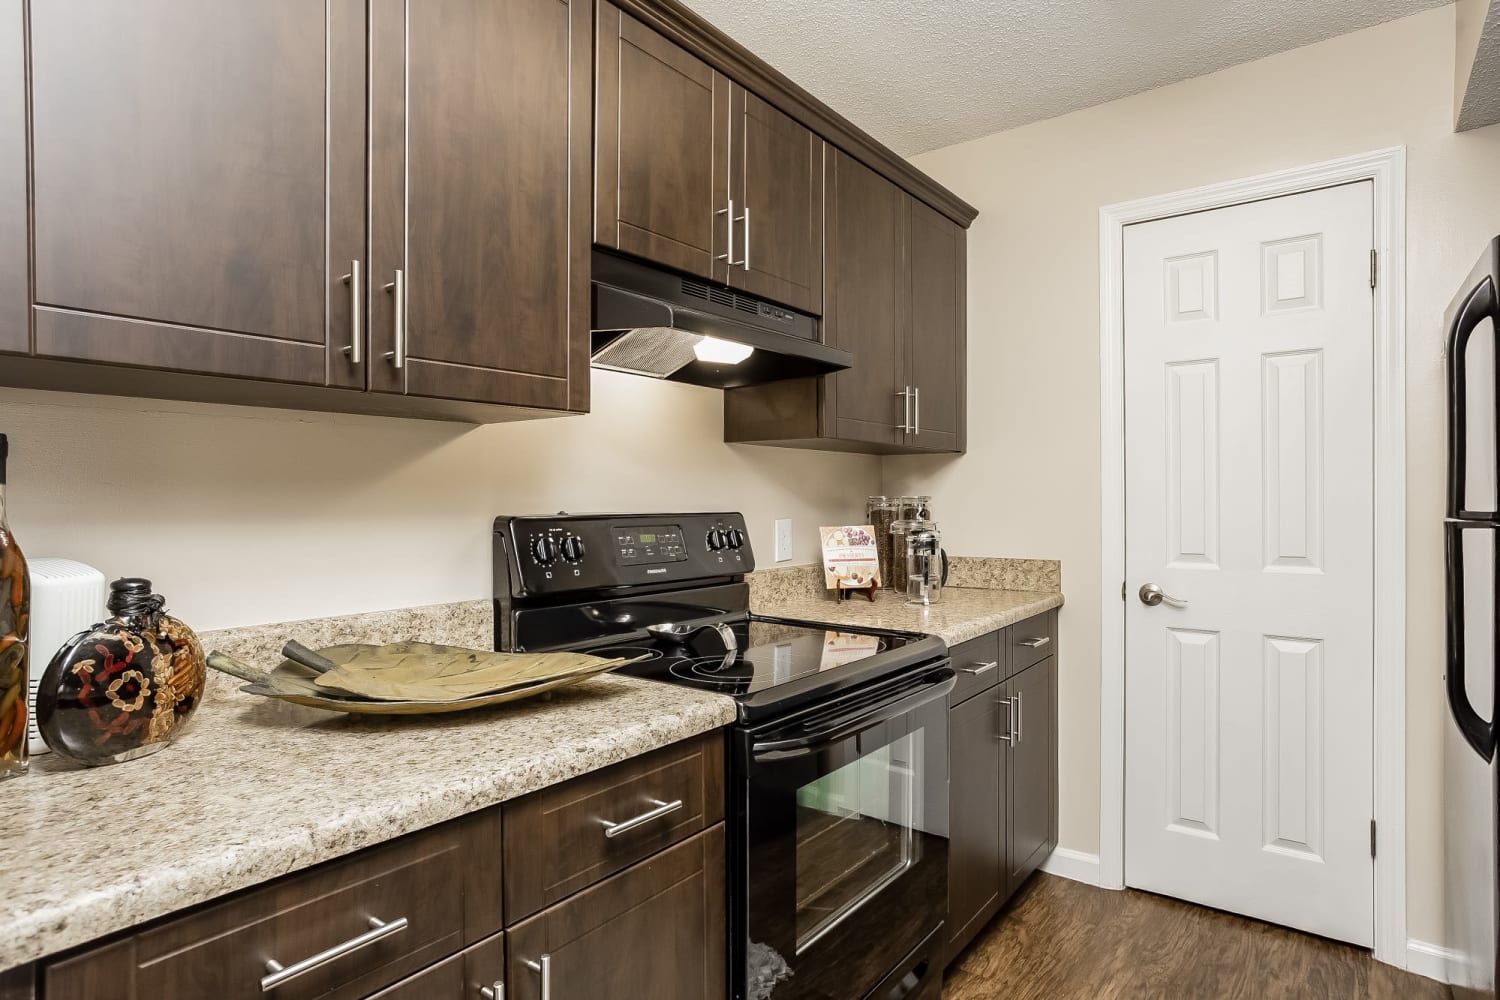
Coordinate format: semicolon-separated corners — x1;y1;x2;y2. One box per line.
479;982;505;999
524;955;553;1000
1019;636;1051;649
601;798;683;839
260;915;409;992
961;660;999;676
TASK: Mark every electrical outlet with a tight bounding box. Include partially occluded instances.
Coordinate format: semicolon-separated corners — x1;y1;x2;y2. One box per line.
774;518;793;562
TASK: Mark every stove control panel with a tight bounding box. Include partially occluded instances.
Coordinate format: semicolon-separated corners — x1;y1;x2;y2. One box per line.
496;512;753;596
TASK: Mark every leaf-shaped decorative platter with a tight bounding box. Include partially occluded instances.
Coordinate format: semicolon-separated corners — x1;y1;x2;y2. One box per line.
210;642;645;716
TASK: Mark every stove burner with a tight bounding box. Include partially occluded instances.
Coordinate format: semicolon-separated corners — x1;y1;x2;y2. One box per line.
669;656;752;688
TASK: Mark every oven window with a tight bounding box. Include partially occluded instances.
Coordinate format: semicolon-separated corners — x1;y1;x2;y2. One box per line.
794;730;923;952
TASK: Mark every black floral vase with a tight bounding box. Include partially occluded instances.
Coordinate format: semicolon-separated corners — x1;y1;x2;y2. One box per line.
35;578;206;766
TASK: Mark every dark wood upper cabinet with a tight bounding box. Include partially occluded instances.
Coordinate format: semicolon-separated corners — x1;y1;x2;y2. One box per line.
0;0;24;355
27;0;366;387
1006;656;1058;889
596;1;729;282
368;0;591;412
822;148;909;448
727;89;824;314
507;826;726;1000
906;200;965;453
724;149;968;455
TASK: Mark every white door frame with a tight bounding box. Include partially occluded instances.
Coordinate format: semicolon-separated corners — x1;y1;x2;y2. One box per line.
1098;147;1408;965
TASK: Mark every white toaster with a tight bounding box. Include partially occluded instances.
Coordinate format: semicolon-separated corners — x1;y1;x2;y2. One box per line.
27;559;107;755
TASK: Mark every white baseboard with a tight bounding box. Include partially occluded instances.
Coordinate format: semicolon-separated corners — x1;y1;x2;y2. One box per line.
1040;847;1105;886
1406;938;1488;989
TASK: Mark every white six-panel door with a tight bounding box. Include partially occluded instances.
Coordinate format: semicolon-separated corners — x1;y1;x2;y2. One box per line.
1123;181;1375;945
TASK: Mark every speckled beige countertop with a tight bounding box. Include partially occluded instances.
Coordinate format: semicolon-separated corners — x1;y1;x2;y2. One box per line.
0;601;735;972
749;561;1063;646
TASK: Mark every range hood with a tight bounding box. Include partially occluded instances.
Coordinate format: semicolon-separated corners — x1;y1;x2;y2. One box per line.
591;250;851;389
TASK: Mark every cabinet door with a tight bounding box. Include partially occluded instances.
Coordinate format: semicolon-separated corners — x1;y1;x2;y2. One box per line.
369;0;590;411
507;826;725;1000
823;149;909;448
0;0;23;354
29;1;366;387
595;2;729;281
729;88;823;314
1007;657;1057;887
946;690;1006;963
906;200;965;452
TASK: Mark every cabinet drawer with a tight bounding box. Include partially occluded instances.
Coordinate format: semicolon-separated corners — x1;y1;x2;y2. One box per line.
1009;610;1056;675
948;630;1002;704
368;930;506;1000
503;731;724;920
43;810;502;1000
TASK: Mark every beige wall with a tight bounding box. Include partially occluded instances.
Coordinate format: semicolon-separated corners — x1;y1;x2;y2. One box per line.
3;370;877;631
885;3;1500;947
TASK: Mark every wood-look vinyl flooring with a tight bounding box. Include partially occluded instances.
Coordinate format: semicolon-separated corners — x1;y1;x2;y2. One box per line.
944;874;1454;1000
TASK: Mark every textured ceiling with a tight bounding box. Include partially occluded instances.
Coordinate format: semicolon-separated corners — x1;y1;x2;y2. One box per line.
678;0;1453;155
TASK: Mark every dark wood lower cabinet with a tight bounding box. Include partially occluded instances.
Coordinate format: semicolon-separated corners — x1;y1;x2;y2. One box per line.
946;685;1007;963
37;733;728;1000
42;810;503;1000
945;615;1059;966
507;826;727;1000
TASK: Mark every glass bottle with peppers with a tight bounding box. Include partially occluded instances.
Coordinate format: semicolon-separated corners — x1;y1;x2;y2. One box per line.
0;434;29;779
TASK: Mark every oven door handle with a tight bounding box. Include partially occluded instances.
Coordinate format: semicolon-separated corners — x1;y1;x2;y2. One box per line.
751;668;956;756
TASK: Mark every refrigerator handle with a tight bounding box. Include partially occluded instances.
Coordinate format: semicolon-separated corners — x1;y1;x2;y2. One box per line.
1445;521;1498;762
1446;276;1499;520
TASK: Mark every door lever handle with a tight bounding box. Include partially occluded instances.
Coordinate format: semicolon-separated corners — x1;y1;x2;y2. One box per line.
1139;583;1188;608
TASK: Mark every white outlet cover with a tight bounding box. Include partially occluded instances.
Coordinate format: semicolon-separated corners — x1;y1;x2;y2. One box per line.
774;519;793;562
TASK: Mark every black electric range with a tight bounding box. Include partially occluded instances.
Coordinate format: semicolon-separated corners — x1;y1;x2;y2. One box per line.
494;513;954;1000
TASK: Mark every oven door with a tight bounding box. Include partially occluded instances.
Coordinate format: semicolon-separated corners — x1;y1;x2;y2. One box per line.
735;664;954;1000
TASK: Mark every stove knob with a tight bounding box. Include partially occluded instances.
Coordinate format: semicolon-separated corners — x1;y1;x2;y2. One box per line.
561;535;586;563
532;535;559;566
728;528;746;549
706;528;725;551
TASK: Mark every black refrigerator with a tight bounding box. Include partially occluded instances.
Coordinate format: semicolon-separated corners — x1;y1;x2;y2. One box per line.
1446;236;1500;997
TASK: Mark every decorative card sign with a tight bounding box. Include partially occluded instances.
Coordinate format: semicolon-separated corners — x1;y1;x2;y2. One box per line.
819;525;882;591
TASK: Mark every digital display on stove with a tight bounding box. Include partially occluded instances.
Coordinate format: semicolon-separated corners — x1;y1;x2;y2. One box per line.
613;524;688;566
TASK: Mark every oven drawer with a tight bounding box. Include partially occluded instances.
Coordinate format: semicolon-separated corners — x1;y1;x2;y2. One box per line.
948;631;1003;704
43;810;502;1000
503;730;724;920
1008;610;1056;676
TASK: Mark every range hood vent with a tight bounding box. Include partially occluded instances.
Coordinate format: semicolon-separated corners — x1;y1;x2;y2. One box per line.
591;251;851;389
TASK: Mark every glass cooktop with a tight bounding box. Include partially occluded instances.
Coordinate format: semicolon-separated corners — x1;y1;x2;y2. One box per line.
599;618;924;697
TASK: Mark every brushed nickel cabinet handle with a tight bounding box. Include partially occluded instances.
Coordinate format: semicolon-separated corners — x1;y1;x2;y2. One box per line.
740;205;751;271
716;199;737;264
340;260;362;364
961;660;999;676
260;915;408;992
997;694;1015;744
383;270;405;370
601;798;683;838
479;982;505;1000
896;386;912;433
1019;636;1051;649
1015;691;1024;744
914;386;921;435
524;955;552;1000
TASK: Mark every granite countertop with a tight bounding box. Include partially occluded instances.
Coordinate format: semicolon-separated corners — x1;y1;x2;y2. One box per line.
748;560;1064;646
1;643;734;971
757;586;1062;646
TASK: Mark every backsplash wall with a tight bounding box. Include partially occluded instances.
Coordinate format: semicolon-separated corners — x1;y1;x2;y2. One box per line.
3;370;879;630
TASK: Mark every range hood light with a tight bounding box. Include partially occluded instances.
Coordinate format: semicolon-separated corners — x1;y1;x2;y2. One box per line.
693;336;755;365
